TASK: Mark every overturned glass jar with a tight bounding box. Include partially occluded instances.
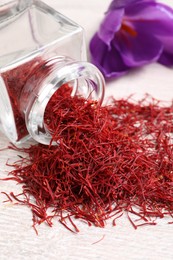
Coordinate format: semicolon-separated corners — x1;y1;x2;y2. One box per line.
0;0;105;144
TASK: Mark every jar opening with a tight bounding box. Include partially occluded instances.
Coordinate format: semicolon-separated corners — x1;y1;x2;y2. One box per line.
25;61;105;145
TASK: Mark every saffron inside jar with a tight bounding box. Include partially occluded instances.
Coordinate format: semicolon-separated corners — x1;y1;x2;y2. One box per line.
1;58;57;142
2;58;42;141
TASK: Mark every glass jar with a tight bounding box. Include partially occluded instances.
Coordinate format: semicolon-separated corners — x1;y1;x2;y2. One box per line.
0;0;105;145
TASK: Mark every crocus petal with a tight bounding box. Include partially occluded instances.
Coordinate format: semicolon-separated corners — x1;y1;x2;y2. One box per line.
114;26;163;66
89;0;173;80
157;37;173;66
98;9;124;47
124;1;173;65
108;0;143;10
130;0;173;66
158;51;173;66
126;1;173;19
125;2;173;36
90;33;129;78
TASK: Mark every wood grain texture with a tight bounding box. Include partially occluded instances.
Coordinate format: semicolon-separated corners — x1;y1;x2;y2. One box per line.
0;1;173;259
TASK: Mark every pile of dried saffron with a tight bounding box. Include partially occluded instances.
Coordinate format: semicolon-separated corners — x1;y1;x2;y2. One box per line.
3;84;173;232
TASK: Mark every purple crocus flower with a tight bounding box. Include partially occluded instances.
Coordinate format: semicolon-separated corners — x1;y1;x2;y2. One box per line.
89;0;173;79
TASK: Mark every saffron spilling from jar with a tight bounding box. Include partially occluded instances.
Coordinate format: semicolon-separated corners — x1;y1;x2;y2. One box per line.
2;83;173;233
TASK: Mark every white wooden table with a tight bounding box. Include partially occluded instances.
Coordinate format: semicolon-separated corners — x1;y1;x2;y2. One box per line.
1;1;173;259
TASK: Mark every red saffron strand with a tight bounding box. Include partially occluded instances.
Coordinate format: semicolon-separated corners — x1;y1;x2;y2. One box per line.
1;84;173;232
92;234;105;245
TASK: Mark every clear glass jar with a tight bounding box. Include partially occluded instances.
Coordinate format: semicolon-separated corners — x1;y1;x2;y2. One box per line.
0;0;105;145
